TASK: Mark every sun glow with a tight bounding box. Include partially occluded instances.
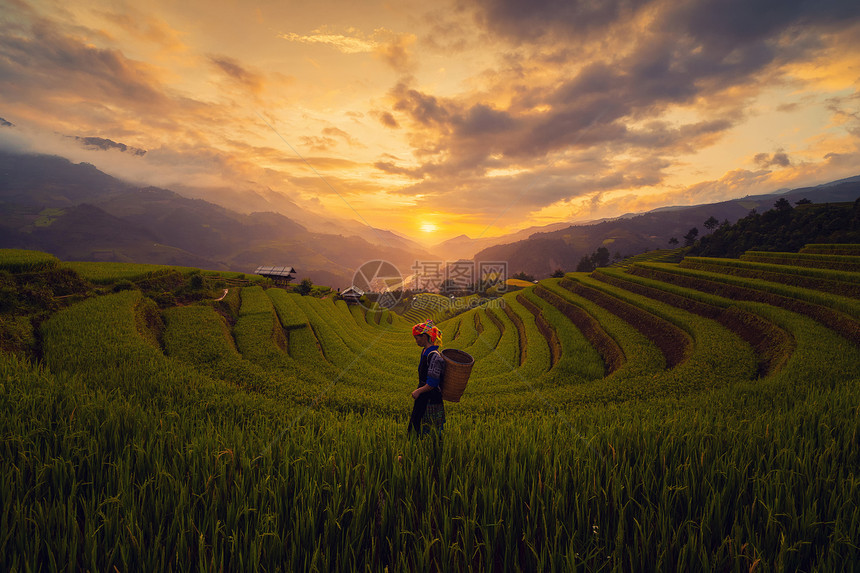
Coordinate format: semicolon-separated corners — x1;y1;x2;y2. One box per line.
420;222;438;233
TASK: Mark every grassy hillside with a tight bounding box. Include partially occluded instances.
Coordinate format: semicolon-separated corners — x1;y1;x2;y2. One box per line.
2;246;860;571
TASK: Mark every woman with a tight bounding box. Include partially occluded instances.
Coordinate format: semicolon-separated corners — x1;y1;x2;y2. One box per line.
408;320;446;436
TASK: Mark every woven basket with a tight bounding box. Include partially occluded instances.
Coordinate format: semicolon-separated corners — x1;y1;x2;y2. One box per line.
439;348;474;402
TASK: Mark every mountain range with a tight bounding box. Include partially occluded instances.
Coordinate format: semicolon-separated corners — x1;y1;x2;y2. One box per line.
470;177;860;277
1;149;858;287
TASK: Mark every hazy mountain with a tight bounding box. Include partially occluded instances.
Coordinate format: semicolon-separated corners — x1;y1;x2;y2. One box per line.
0;150;437;287
432;222;572;261
172;182;429;253
474;181;860;277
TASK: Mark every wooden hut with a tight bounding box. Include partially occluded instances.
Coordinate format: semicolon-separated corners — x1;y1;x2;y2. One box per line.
254;265;296;286
341;286;364;304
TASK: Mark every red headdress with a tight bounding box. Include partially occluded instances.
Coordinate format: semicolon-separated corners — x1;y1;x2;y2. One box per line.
412;320;442;344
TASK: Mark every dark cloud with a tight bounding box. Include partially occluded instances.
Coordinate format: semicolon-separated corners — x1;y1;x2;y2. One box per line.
374;111;399;128
473;0;653;43
456;104;516;136
474;0;860;46
0;20;168;108
0;117;12;127
374;0;860;215
208;55;265;94
71;136;147;156
392;83;452;128
374;161;423;178
754;151;791;168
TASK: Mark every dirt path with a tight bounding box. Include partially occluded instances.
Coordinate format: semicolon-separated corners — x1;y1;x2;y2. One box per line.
215;288;229;301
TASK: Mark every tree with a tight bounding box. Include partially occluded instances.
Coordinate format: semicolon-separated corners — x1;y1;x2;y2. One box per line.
591;247;611;268
296;277;313;296
796;198;812;205
551;268;565;278
774;197;792;212
575;255;595;272
512;271;535;282
683;227;699;246
704;216;719;231
668;237;679;246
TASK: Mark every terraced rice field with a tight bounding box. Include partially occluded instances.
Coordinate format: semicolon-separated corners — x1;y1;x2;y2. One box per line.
2;245;860;571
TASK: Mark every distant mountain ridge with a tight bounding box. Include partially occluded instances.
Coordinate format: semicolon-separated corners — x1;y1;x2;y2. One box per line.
2;149;859;286
473;180;860;277
0;150;437;287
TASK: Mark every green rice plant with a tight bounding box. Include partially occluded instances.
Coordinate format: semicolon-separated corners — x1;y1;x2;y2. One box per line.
568;275;759;396
680;256;860;298
740;251;860;271
59;261;198;284
162;305;282;394
594;267;795;377
629;263;860;342
682;256;860;284
562;276;693;369
458;308;502;363
9;311;860;571
446;311;479;349
519;287;605;381
467;295;552;394
532;283;622;377
11;249;860;571
0;248;58;272
800;243;860;255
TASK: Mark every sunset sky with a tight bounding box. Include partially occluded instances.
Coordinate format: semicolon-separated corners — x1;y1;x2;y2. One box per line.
1;0;859;243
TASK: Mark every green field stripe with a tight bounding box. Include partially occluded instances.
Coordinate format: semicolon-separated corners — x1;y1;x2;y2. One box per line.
516;291;560;368
469;305;522;383
519;288;607;383
289;295;414;382
636;262;860;317
532;284;621;377
0;248;58;273
800;243;860;255
266;289;309;329
631;263;860;344
536;279;669;399
594;268;795;378
447;316;463;342
500;296;526;368
447;309;479;349
313;296;409;348
740;251;860;271
162;305;284;393
459;308;502;361
680;257;860;297
464;294;555;395
561;277;693;369
502;293;553;380
683;256;860;283
570;275;760;396
235;288;356;396
266;289;328;364
39;290;254;404
59;261;200;284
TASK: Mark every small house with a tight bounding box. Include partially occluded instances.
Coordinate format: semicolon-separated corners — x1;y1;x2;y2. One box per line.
341;286;364;304
254;265;296;286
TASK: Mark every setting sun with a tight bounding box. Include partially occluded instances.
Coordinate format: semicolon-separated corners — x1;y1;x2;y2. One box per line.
420;222;438;233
